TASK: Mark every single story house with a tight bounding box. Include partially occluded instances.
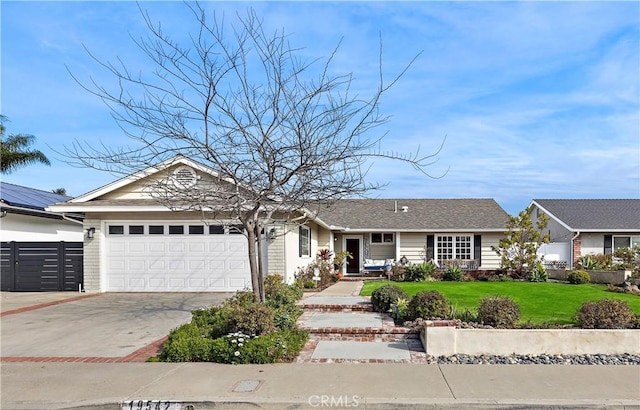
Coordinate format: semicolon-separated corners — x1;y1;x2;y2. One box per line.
48;156;509;293
529;199;640;269
1;182;84;291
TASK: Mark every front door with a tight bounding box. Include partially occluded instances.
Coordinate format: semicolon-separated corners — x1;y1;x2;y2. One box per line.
345;237;361;274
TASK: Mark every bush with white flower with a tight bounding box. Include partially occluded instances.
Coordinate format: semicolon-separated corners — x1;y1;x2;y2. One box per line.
158;277;308;364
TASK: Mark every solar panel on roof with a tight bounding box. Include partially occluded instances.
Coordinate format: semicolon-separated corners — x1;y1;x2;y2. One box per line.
0;182;71;210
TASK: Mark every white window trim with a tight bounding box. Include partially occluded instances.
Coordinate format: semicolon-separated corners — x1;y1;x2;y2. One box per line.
435;234;474;262
613;235;640;251
370;232;395;245
299;225;311;258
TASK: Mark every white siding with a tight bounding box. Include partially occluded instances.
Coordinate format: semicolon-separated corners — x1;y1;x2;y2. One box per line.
82;218;102;292
399;233;427;264
0;213;83;242
479;233;502;270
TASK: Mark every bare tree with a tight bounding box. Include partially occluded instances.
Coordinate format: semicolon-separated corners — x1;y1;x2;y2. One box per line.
63;3;444;301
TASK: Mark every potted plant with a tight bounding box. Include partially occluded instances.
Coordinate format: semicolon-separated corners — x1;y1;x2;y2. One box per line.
333;251;353;279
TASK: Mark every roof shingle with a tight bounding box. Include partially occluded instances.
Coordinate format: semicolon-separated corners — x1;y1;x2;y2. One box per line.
533;199;640;231
314;198;509;231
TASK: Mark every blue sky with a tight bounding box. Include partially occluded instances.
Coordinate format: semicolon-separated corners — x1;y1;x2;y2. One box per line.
1;1;638;215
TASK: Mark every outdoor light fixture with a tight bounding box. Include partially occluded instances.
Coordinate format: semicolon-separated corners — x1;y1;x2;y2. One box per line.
87;227;96;239
267;228;277;240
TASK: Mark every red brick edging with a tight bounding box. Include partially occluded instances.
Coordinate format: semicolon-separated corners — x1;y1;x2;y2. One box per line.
0;336;167;363
0;293;100;317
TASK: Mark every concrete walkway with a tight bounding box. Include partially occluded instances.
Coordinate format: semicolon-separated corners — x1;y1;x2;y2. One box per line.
296;280;424;363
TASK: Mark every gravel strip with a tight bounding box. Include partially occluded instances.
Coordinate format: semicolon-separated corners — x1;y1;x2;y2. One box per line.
433;353;640;365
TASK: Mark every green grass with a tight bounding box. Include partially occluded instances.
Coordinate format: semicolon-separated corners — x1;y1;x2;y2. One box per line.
361;280;640;325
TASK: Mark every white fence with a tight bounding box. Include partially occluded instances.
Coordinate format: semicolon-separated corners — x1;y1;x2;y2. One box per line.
538;242;571;268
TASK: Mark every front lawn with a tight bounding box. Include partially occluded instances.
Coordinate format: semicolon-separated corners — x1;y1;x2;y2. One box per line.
361;281;640;325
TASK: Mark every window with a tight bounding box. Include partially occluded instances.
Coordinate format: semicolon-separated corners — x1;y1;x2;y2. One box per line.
436;235;473;264
129;225;144;235
371;233;394;244
149;225;164;235
613;235;640;252
169;225;184;235
189;225;204;235
108;225;124;235
299;225;311;257
209;225;225;235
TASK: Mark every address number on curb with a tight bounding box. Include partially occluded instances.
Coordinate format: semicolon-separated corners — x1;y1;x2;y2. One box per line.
122;400;182;410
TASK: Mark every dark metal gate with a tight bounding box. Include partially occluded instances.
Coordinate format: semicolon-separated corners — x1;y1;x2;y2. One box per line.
0;242;83;291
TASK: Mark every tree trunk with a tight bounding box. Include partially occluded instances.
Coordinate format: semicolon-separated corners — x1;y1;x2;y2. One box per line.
245;225;261;301
255;222;265;302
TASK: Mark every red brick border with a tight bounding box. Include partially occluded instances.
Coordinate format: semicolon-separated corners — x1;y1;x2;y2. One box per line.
0;293;100;317
0;335;167;363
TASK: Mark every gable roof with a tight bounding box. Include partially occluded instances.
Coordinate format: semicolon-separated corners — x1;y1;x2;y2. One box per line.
67;155;228;203
531;199;640;231
314;198;509;232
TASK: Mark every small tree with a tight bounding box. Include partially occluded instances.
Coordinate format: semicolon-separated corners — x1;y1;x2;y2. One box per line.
63;4;443;302
492;210;549;278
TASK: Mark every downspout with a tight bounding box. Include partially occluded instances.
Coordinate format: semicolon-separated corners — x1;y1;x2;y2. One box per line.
571;231;580;270
62;213;84;225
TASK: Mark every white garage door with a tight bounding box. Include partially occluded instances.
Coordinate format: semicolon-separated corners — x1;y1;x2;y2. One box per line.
105;223;251;292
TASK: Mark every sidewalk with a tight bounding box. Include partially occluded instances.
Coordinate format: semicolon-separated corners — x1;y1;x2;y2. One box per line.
2;362;638;409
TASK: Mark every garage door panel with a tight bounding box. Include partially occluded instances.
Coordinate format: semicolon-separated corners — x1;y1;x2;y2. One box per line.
228;259;249;271
168;260;185;271
106;229;251;292
228;278;247;289
148;260;166;271
208;277;226;290
189;242;206;252
128;260;146;271
128;242;146;254
208;242;225;252
168;242;186;253
148;278;166;290
109;260;126;271
149;242;166;253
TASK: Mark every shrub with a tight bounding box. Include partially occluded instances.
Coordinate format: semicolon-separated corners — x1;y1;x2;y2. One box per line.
207;329;309;364
567;270;591;284
576;299;636;329
442;265;463;282
476;296;520;328
265;274;303;309
370;285;408;313
389;265;405;281
191;306;231;339
528;263;548;282
160;323;216;362
408;290;451;320
295;259;334;288
403;262;436;282
388;297;410;323
227;303;277;335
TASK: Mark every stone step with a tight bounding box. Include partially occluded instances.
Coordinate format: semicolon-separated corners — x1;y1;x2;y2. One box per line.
296;311;418;342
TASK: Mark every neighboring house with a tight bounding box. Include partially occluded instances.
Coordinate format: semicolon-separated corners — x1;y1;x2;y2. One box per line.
0;182;84;291
529;199;640;269
48;156;510;293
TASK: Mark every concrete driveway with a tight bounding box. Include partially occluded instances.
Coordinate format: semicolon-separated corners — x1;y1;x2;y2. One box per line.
0;292;231;359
